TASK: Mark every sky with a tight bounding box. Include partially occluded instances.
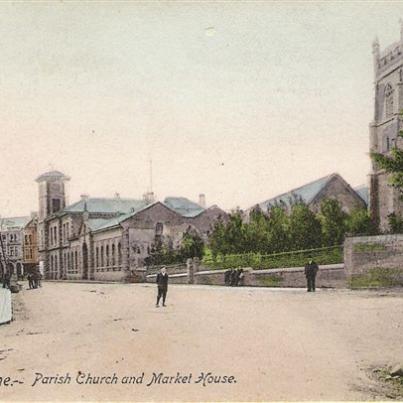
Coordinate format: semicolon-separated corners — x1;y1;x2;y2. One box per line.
1;1;403;216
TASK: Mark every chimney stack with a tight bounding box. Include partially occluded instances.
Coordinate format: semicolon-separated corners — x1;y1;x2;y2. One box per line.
80;194;89;201
198;193;206;208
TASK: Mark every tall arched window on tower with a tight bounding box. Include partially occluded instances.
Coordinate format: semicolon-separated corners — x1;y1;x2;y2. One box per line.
385;83;394;119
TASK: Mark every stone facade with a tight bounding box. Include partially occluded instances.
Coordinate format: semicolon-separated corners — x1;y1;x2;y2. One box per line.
369;28;403;231
0;216;31;277
22;214;39;274
344;234;403;287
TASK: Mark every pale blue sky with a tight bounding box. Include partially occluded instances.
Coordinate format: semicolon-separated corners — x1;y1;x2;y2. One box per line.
1;2;402;215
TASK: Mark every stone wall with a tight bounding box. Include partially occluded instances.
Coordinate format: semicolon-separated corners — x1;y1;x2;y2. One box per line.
145;261;346;288
195;264;346;288
344;234;403;288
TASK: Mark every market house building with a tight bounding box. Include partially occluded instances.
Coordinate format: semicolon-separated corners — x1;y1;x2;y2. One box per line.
36;171;226;281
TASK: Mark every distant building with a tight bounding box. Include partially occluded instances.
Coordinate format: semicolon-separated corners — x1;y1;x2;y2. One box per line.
36;171;226;281
22;213;39;274
246;173;367;218
369;26;403;231
0;216;31;277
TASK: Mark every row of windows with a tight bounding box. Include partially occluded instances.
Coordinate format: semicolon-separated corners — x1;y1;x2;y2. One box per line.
24;234;33;245
48;243;124;275
24;248;35;260
49;223;72;247
50;251;80;274
94;242;122;271
7;246;21;257
1;233;19;243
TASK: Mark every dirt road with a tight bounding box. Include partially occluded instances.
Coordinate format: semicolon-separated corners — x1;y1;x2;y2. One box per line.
0;282;402;401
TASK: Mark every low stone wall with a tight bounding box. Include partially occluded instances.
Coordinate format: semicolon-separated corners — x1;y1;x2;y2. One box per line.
146;263;188;276
93;270;126;282
194;264;346;288
146;272;189;285
344;234;403;288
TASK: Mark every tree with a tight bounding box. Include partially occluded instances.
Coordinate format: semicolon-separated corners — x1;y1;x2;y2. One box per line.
180;231;204;260
388;212;403;233
243;209;270;253
266;205;290;253
289;203;322;250
319;199;347;246
346;208;377;236
371;130;403;197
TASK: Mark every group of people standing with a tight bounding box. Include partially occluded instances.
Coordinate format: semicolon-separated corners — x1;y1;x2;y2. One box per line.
27;269;42;289
153;258;319;307
224;268;244;287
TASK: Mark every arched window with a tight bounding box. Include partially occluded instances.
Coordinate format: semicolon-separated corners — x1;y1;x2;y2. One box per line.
118;243;122;265
106;245;110;267
111;244;115;266
100;246;104;267
95;247;99;268
385;84;394;118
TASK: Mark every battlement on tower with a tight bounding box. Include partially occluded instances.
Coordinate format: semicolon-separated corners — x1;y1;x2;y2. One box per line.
373;22;403;78
374;40;403;77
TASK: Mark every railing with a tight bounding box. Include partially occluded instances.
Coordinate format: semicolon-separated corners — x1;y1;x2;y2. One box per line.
202;245;343;270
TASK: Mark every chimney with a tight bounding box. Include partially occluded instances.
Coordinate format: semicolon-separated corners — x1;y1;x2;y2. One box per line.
30;211;38;219
115;192;120;199
198;193;206;208
80;194;89;201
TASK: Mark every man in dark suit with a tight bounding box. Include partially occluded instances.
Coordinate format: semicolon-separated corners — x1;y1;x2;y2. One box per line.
304;258;319;292
156;266;168;307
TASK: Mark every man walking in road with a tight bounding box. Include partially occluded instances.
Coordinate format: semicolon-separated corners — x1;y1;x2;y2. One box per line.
304;258;319;292
156;266;168;307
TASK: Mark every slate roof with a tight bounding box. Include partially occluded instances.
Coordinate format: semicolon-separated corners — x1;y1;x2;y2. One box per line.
64;198;148;214
0;216;31;230
354;186;369;206
256;173;338;211
163;197;205;218
87;217;123;232
73;197;208;234
88;202;161;233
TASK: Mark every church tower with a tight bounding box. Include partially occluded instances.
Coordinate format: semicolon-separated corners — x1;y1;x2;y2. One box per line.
369;24;403;231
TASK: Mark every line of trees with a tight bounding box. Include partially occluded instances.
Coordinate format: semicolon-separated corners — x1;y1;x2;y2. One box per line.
208;199;376;258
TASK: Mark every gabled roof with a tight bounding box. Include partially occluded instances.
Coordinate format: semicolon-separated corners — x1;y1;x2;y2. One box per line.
64;198;148;214
0;216;31;230
255;173;340;211
89;201;160;233
354;186;369;206
35;170;70;182
163;197;205;218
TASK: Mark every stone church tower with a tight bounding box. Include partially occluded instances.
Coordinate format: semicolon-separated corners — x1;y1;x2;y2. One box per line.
369;24;403;231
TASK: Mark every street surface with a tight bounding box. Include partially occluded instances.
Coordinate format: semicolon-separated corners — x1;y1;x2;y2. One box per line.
0;282;402;401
